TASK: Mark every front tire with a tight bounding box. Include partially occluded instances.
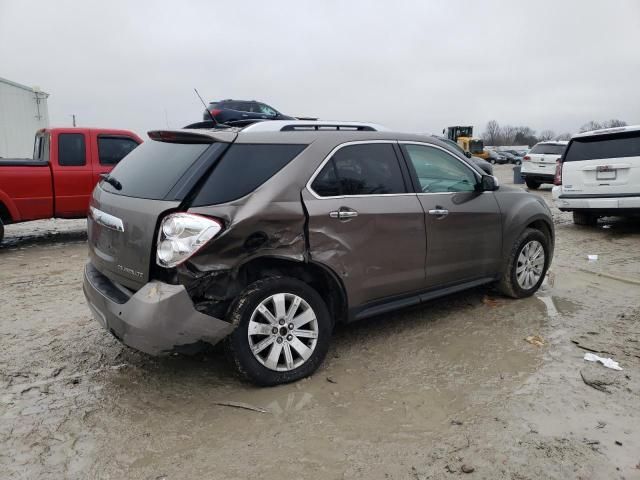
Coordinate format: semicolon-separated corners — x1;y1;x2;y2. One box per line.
224;277;332;386
525;178;541;190
498;228;550;298
572;211;598;226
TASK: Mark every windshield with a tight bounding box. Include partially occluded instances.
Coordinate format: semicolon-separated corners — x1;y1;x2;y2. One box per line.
529;143;565;155
469;139;484;154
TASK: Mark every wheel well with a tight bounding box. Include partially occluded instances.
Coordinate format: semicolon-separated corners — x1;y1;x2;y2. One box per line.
237;257;348;325
0;202;11;224
526;219;553;247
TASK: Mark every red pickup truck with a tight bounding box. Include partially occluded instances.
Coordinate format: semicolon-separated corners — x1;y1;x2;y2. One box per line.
0;127;142;243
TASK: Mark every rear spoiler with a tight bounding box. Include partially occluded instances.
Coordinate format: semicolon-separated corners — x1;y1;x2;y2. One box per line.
148;129;236;144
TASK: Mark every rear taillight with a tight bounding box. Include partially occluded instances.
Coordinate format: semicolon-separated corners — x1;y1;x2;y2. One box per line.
210;109;221;117
523;155;531;161
554;160;563;185
156;213;223;268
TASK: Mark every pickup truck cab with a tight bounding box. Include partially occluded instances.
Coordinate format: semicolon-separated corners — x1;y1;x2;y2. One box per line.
0;128;142;243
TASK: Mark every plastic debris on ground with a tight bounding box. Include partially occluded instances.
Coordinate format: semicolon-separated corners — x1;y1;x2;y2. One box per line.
525;335;545;347
587;254;598;262
583;352;622;371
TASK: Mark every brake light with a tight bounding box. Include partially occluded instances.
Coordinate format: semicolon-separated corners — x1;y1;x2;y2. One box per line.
210;109;221;116
523;155;531;161
156;213;223;267
554;160;562;185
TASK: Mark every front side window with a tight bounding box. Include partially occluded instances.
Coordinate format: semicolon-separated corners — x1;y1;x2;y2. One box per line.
98;136;139;165
311;143;406;196
403;144;477;193
58;133;86;166
257;103;277;116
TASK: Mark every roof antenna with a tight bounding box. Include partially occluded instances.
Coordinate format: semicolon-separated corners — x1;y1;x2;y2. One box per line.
194;88;218;126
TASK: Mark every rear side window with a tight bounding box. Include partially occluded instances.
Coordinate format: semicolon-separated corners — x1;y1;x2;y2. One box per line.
98;136;139;165
529;143;565;155
191;144;307;206
102;140;210;199
564;132;640;162
58;133;86;166
311;143;406;196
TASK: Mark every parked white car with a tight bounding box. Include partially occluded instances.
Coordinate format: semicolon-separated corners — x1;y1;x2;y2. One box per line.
552;125;640;225
521;141;568;189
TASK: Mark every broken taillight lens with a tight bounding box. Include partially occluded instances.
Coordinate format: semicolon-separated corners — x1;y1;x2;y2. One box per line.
156;213;222;268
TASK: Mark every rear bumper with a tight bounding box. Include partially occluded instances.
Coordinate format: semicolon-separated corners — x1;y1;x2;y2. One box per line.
521;163;555;181
83;262;234;355
552;187;640;212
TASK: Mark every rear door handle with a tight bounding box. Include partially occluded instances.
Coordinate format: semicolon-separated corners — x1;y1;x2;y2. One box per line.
329;208;358;219
428;208;449;217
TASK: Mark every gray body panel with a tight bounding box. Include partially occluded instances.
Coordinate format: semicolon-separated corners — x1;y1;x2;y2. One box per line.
83;262;233;354
302;188;427;307
417;191;502;287
88;186;180;290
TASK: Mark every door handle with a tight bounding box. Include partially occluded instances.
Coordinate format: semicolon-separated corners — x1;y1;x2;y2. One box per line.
428;208;449;217
329;209;358;219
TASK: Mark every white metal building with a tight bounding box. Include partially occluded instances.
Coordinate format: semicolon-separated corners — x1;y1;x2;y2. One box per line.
0;76;50;158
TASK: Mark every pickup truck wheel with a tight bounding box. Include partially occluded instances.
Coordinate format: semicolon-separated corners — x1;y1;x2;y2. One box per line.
572;211;598;226
0;218;4;244
224;277;332;386
498;228;550;299
525;179;541;189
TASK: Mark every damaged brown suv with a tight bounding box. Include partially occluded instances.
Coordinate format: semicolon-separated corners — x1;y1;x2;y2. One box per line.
83;120;554;385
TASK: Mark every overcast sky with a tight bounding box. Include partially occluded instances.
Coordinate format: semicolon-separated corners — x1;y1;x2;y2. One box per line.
1;0;639;139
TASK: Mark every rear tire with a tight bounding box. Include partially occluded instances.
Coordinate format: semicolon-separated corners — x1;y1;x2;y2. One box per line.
498;228;550;299
572;211;598;226
224;277;332;386
0;218;4;244
525;178;541;189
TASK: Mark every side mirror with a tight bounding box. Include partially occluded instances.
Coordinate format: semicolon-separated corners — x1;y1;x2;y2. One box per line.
480;175;499;191
465;151;472;158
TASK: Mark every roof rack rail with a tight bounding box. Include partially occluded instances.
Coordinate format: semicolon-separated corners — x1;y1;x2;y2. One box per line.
242;120;388;133
280;124;376;131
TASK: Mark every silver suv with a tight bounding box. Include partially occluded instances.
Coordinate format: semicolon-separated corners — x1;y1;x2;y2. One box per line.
84;120;554;385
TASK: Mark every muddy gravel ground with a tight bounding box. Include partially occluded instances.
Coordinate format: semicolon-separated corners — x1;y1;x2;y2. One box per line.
1;165;639;479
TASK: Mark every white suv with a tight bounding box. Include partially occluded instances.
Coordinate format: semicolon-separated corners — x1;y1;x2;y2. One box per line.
552;126;640;225
521;141;568;189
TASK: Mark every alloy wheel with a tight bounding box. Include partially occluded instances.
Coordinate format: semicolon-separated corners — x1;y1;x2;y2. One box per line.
247;293;319;372
516;240;545;290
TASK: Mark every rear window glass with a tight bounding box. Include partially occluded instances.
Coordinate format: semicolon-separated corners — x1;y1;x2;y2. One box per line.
191;144;307;206
564;132;640;162
101;140;209;199
529;143;565;155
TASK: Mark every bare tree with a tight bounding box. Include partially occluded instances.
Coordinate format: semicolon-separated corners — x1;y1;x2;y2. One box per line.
539;129;556;141
501;125;518;145
514;126;538;147
603;119;627;128
580;121;603;133
482;120;501;146
555;132;572;141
